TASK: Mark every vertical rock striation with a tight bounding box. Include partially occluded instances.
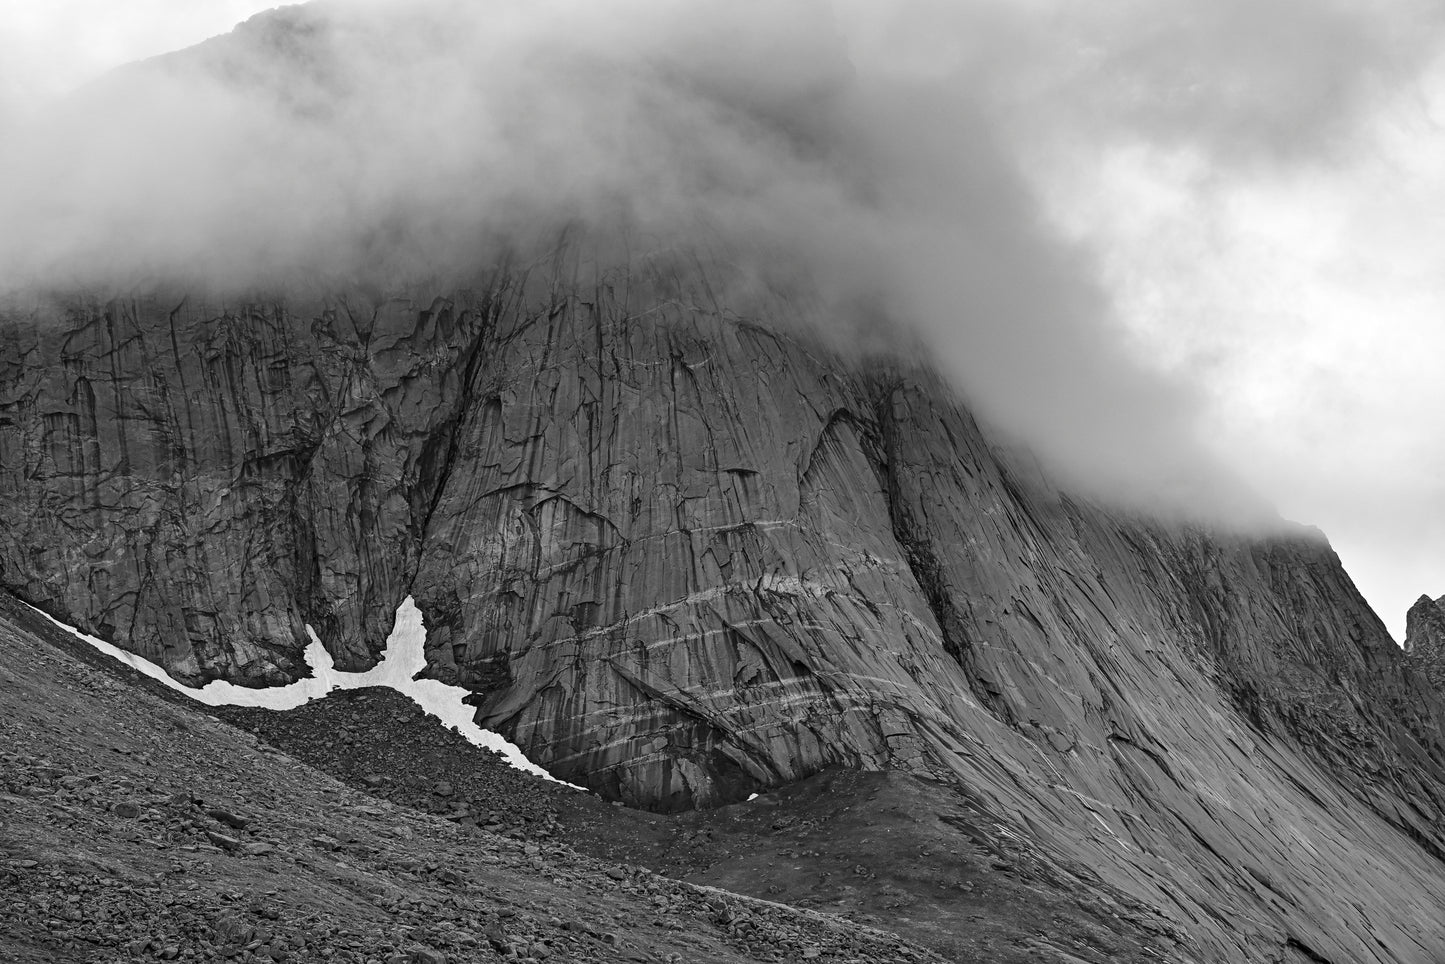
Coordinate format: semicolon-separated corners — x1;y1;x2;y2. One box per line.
0;287;490;682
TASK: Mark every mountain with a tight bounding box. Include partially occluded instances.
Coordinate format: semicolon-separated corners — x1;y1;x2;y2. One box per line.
4;6;1445;962
6;239;1445;962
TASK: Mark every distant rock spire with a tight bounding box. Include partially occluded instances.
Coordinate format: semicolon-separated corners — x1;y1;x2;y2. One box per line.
1405;593;1445;687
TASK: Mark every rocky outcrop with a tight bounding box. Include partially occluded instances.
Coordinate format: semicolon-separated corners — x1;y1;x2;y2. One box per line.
1406;593;1445;688
6;242;1445;962
0;285;489;683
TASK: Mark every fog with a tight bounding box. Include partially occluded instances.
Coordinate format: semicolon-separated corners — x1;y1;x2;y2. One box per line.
2;0;1443;631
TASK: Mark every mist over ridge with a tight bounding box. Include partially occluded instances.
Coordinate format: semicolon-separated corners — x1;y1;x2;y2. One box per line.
2;0;1439;528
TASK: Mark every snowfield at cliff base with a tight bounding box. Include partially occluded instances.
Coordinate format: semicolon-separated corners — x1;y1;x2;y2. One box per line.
30;594;575;786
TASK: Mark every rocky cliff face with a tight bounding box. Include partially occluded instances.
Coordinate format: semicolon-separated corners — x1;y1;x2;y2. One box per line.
1406;593;1445;689
0;284;471;683
5;243;1445;962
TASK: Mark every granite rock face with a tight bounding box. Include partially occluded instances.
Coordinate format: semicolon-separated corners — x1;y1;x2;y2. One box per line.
0;288;487;683
1406;593;1445;688
5;246;1445;961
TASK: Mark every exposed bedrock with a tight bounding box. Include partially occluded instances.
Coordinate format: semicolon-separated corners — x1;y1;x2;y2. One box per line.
5;245;1445;961
1406;593;1445;689
0;283;514;681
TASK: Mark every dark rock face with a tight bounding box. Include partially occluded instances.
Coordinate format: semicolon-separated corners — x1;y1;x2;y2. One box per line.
0;287;487;682
1406;593;1445;688
6;248;1445;962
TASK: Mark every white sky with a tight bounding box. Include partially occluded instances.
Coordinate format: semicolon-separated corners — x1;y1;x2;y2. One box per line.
1;0;1441;641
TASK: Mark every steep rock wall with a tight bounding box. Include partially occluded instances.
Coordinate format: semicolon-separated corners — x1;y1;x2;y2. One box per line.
5;247;1445;961
0;287;489;681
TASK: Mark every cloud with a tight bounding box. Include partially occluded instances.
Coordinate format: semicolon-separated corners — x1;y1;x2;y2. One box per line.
0;0;280;120
2;0;1443;546
1054;62;1445;637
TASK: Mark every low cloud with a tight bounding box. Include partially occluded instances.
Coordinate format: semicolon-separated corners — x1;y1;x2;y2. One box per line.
2;0;1442;537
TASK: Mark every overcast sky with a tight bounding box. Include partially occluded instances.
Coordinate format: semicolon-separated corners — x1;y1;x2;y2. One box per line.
1;0;1441;641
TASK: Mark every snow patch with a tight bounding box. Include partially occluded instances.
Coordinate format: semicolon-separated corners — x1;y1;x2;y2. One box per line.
29;596;574;786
